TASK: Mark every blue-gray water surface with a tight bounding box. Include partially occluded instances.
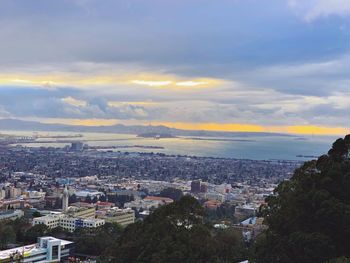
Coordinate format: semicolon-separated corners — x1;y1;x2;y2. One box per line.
0;130;339;161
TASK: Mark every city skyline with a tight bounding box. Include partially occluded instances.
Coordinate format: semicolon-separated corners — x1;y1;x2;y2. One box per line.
1;0;350;135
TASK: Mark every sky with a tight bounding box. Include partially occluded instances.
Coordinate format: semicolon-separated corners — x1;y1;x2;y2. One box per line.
0;0;350;135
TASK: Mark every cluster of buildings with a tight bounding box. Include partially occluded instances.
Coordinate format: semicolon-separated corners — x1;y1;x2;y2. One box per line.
0;145;301;187
0;141;300;260
32;186;135;232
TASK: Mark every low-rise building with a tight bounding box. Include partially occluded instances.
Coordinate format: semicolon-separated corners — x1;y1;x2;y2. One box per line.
33;214;105;232
96;201;114;210
234;204;257;220
0;236;74;263
204;192;225;202
0;210;24;221
204;200;222;210
33;214;61;229
0;199;27;210
75;190;103;201
97;207;135;226
125;196;173;211
59;217;105;232
67;206;96;219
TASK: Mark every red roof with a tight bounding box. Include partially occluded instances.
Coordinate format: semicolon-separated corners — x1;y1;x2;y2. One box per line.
204;200;221;209
144;196;173;203
70;202;94;207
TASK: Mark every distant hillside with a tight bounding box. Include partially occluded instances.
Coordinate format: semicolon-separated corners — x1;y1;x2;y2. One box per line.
0;118;292;138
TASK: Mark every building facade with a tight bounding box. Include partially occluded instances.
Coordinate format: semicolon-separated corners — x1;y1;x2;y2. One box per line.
0;236;74;263
97;207;135;226
62;186;69;213
0;210;24;221
33;214;105;232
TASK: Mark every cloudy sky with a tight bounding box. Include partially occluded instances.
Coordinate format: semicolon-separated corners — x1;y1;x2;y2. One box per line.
0;0;350;135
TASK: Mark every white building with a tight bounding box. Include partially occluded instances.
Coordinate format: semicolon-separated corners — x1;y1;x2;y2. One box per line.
26;190;46;199
75;190;103;201
59;217;105;232
0;210;24;221
124;196;173;211
0;189;5;200
0;236;74;262
33;214;105;232
62;186;69;213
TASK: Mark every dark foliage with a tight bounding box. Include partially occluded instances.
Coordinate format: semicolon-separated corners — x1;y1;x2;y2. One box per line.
106;196;247;263
252;135;350;263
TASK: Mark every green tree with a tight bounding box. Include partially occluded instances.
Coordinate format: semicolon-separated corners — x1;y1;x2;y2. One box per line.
24;224;49;243
85;195;92;203
32;211;42;218
99;195;107;202
252;135;350;263
74;222;122;256
0;225;16;249
92;196;98;203
106;196;247;262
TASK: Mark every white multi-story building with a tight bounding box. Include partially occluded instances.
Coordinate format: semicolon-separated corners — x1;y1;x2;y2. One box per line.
33;214;61;229
0;236;74;262
33;214;105;232
59;217;105;232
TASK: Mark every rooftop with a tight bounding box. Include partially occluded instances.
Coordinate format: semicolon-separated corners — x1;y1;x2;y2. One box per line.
144;196;173;203
0;237;72;260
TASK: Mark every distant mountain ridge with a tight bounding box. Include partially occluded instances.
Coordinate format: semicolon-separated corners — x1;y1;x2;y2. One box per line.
0;118;292;137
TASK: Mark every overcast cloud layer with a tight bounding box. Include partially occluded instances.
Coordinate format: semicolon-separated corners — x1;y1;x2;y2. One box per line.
0;0;350;134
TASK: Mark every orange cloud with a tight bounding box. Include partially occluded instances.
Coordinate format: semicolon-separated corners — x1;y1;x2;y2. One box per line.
25;118;350;136
281;125;349;136
152;122;349;135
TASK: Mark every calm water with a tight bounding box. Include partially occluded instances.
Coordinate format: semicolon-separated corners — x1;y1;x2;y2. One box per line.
0;130;339;161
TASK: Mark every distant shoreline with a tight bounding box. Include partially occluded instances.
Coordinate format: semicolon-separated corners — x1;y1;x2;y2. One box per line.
185;137;255;142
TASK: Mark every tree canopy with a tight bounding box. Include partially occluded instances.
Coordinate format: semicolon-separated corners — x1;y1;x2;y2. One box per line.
106;196;247;263
253;135;350;263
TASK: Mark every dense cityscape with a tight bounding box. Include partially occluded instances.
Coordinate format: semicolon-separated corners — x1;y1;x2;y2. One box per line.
1;0;350;262
0;136;302;262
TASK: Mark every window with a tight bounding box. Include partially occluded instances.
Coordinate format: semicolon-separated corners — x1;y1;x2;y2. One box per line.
52;245;59;260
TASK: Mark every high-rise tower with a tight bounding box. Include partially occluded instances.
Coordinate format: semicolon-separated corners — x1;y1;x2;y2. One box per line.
62;185;69;213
